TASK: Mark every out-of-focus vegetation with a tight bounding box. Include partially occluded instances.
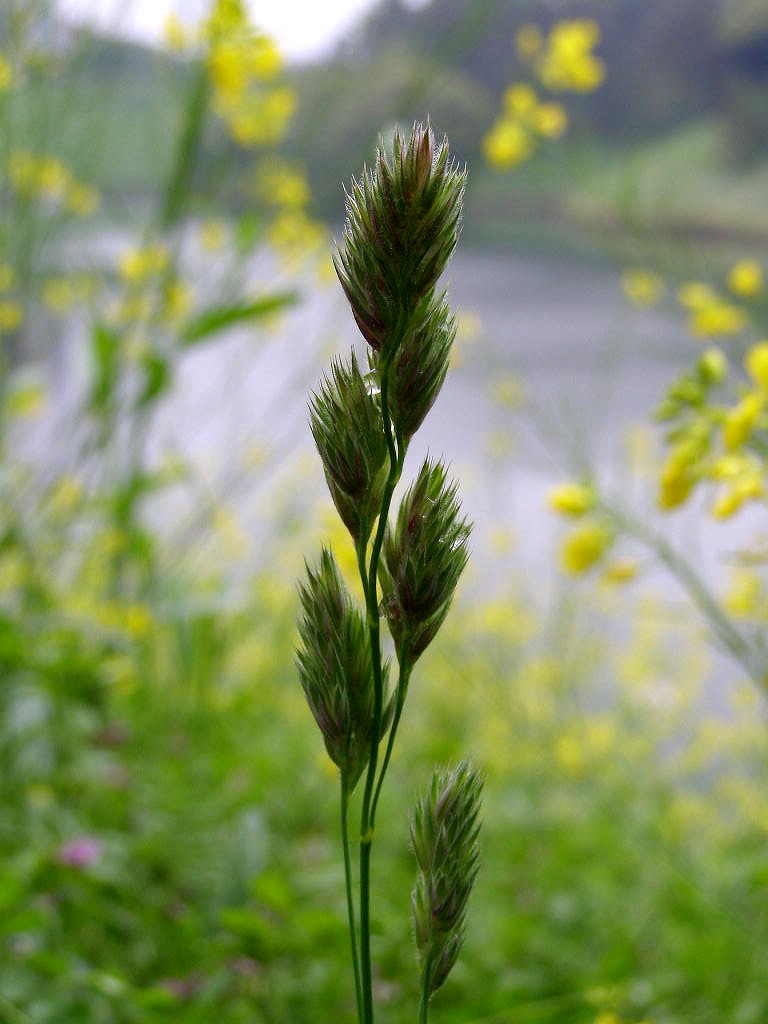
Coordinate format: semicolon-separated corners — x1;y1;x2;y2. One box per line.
2;0;768;1021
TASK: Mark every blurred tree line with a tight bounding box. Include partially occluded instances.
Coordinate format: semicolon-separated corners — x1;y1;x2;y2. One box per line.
33;0;768;219
285;0;768;216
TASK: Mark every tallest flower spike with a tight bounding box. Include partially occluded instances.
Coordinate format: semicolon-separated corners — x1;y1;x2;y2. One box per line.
333;122;466;356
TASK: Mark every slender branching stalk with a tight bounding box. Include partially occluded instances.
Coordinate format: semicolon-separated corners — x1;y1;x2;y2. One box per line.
296;122;482;1024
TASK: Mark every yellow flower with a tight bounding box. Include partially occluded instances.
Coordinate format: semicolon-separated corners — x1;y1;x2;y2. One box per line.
621;268;665;307
538;20;605;93
0;299;23;331
690;301;746;337
503;83;538;115
0;55;12;91
548;481;595;517
659;451;696;510
560;520;612;573
119;244;170;283
42;277;77;313
246;35;282;80
483;119;534;169
163;13;188;51
724;569;763;618
532;102;567;139
727;259;763;298
723;393;762;449
37;155;71;199
0;263;15;291
699;346;727;384
268;208;324;257
677;281;717;310
515;24;543;60
224;86;296;145
745;342;768;392
199;219;228;250
163;279;192;321
711;473;763;519
66;183;100;216
490;373;523;409
49;475;83;514
257;160;310;207
601;558;640;585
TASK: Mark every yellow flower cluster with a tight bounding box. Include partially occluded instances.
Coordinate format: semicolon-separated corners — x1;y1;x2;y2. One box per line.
8;151;100;215
202;0;294;147
533;20;606;93
42;274;97;314
547;482;629;576
256;158;311;208
112;243;191;330
483;83;567;169
655;339;768;517
485;19;603;172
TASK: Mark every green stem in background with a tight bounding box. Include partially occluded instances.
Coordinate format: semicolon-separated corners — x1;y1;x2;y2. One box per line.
159;62;210;229
418;951;433;1024
605;503;763;684
358;354;402;1024
341;773;363;1022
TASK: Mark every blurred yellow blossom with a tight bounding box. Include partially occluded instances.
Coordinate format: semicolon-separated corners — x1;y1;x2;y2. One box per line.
537;20;605;92
66;182;100;217
532;101;567;138
515;24;543;60
548;481;595;516
504;83;537;115
268;208;324;261
601;558;640;585
119;244;170;283
257;159;310;207
7;377;46;417
199;219;228;250
724;569;763;618
163;279;193;321
0;299;23;331
659;448;697;510
745;342;768;392
689;300;746;338
699;346;727;384
677;281;717;310
37;155;71;199
43;277;77;313
723;393;762;449
49;476;83;514
490;373;523;409
560;520;612;573
163;12;189;51
727;259;763;298
0;56;12;91
483;119;534;169
621;267;665;306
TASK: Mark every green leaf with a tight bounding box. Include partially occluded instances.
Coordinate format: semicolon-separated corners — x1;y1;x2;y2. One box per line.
88;322;120;415
180;291;299;345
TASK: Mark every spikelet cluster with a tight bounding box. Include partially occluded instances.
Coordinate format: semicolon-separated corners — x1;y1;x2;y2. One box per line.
333;122;465;360
410;761;483;997
309;351;388;542
296;549;392;788
380;459;471;663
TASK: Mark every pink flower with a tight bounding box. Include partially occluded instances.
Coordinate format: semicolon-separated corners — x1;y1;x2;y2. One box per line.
57;837;103;869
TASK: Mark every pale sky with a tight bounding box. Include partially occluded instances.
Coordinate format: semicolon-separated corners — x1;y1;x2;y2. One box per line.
57;0;404;61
